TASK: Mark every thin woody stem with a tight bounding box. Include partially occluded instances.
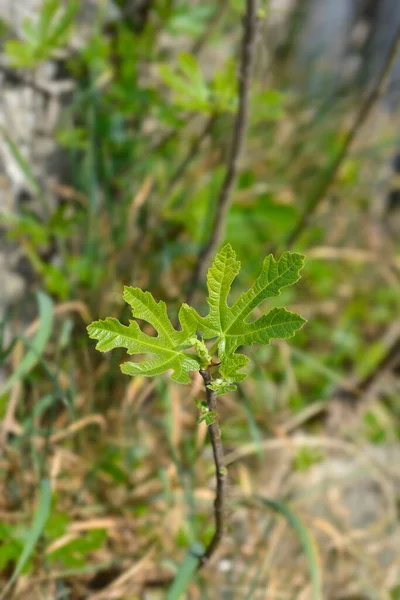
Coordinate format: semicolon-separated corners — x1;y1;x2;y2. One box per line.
186;0;258;304
199;368;227;565
281;26;400;251
163;114;217;202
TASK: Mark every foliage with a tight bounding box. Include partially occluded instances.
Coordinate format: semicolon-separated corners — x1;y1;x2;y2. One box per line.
87;288;200;384
207;378;237;396
87;244;305;389
0;479;52;600
0;292;54;397
47;524;107;568
5;0;79;67
1;0;400;597
181;244;306;379
159;53;237;114
193;398;217;425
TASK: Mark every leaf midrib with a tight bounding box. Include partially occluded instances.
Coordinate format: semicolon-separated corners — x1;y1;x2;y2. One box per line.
125;354;178;372
99;324;180;357
224;260;298;335
216;252;231;331
124;352;198;379
224;310;301;338
131;292;176;346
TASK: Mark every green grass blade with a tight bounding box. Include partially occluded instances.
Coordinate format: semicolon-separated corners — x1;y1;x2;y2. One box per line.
237;383;263;457
166;542;203;600
0;291;54;397
257;497;323;600
0;126;41;195
0;478;52;599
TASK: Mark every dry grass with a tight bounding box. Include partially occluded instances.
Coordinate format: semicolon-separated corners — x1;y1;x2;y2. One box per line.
1;331;400;599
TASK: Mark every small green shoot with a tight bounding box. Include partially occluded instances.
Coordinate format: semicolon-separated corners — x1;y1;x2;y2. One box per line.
87;243;305;567
5;0;79;68
207;379;237;396
194;398;217;426
88;244;306;391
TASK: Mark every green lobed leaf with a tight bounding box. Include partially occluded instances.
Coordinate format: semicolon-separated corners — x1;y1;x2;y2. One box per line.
219;352;249;382
207;379;237;396
87;287;200;384
182;244;306;356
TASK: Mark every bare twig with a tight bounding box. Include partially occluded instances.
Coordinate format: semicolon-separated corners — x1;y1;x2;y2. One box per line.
121;0;153;34
0;62;52;96
0;61;74;97
142;115;193;164
281;26;400;250
191;0;230;56
163;114;217;202
331;332;400;407
186;0;258;303
357;337;400;395
199;369;227;565
129;117;216;283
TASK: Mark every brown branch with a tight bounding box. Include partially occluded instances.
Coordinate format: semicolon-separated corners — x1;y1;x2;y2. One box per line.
281;26;400;251
186;0;258;304
325;327;400;435
357;337;400;395
0;62;56;97
162;114;217;202
332;333;400;406
198;368;227;566
191;0;230;56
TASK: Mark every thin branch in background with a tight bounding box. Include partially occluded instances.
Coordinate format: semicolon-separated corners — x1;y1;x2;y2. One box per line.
358;336;400;395
280;27;400;251
186;0;258;304
0;62;55;97
327;330;400;435
334;332;400;405
121;0;153;33
144;114;193;159
191;0;230;56
162;114;217;203
198;369;226;566
129;116;216;284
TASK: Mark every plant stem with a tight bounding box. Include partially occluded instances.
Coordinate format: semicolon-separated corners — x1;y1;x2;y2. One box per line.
199;368;227;565
280;25;400;251
162;114;217;203
186;0;258;304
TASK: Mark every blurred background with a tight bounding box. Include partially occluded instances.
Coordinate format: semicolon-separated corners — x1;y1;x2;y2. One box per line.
1;0;400;598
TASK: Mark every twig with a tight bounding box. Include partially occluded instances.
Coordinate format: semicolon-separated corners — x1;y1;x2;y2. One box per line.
199;368;227;565
331;333;400;407
186;0;258;304
281;26;400;250
162;114;217;202
121;0;153;33
0;62;52;97
145;114;194;158
129;117;216;283
0;62;74;97
325;325;400;435
191;0;230;56
357;337;400;395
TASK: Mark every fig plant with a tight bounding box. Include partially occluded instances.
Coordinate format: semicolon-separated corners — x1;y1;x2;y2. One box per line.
87;244;305;565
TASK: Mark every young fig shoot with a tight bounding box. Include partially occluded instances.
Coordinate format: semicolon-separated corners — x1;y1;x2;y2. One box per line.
87;244;306;390
87;244;306;567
